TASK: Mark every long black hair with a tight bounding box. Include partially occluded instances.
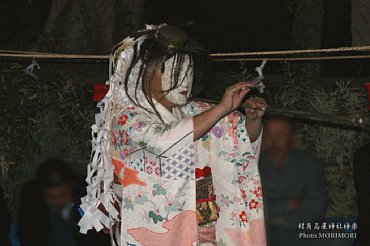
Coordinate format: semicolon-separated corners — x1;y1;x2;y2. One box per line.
116;26;211;120
35;158;77;189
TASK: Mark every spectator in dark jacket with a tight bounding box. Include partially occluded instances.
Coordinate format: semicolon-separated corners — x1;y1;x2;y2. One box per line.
259;115;328;246
18;158;110;246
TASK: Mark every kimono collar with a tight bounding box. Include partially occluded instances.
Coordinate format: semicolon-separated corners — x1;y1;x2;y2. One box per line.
148;98;180;123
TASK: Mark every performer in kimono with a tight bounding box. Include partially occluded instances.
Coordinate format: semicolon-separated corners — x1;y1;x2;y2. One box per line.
79;24;267;246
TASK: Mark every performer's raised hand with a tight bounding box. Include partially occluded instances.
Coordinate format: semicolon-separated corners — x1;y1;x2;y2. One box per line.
218;82;252;115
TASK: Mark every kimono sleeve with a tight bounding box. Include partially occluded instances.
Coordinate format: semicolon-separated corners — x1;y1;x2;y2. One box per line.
112;107;194;155
235;112;263;158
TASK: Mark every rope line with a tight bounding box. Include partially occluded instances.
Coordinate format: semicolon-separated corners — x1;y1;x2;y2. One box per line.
0;53;109;59
1;53;369;62
0;45;369;61
211;45;370;57
213;55;370;62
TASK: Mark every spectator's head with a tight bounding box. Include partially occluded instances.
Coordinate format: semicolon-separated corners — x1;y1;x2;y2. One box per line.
36;159;76;211
263;115;296;163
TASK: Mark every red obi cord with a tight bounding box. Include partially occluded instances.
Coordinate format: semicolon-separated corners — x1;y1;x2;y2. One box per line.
195;166;212;179
196;196;217;204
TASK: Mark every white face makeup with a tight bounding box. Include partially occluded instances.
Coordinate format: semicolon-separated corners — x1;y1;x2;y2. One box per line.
161;55;194;105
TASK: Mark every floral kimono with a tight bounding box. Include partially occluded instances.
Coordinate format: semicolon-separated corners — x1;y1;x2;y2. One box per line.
108;99;265;246
78;29;266;246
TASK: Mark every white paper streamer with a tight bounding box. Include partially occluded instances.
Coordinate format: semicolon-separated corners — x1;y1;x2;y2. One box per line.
22;59;40;79
78;57;120;246
252;59;267;94
79;25;162;246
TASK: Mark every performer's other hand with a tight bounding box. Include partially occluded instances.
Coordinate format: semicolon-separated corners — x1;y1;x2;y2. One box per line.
218;82;252;115
245;97;267;121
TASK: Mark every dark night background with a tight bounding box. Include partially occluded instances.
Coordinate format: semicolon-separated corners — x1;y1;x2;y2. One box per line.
1;0;368;77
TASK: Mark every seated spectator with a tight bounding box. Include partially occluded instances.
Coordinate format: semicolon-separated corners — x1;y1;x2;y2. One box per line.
18;158;110;246
259;115;328;246
0;185;11;246
353;143;370;246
